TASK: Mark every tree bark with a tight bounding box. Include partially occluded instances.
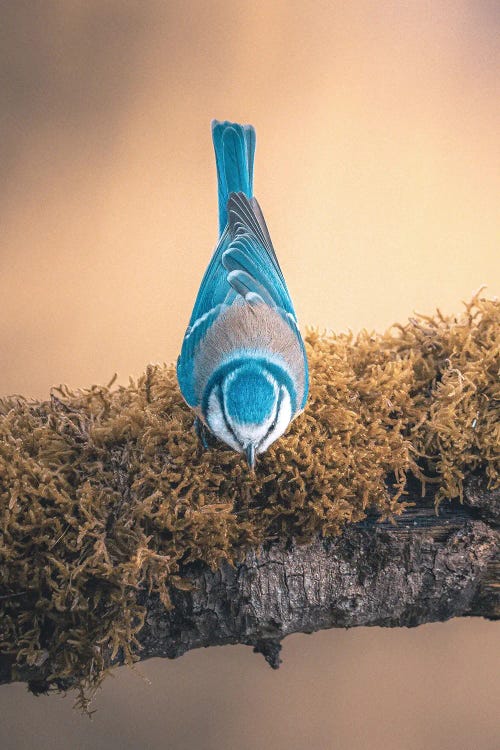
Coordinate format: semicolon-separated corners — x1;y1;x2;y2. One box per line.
1;476;498;688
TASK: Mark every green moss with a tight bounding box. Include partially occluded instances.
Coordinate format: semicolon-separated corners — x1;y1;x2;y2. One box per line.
0;293;498;696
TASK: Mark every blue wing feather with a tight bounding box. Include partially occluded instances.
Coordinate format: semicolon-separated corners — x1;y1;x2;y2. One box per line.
177;302;227;406
187;229;234;328
226;269;277;309
225;193;309;407
225;193;298;319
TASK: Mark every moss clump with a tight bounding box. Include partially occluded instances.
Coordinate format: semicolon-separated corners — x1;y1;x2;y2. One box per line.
0;293;498;696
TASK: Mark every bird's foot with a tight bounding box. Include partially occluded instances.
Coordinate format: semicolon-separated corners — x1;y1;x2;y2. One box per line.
194;417;210;450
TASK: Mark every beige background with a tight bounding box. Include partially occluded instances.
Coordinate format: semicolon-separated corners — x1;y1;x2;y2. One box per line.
0;2;499;748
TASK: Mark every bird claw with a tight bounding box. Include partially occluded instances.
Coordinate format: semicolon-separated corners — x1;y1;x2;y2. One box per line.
194;417;210;450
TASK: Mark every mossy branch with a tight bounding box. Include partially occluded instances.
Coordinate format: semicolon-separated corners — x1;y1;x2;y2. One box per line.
0;294;498;699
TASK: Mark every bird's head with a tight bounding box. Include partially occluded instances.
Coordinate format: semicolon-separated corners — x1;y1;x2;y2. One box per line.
202;359;294;468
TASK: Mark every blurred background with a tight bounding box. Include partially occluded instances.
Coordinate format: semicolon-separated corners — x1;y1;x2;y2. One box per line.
0;1;498;748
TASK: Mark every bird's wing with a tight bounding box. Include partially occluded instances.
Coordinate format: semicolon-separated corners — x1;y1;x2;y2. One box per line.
224;193;309;409
223;192;298;320
177;229;236;406
187;228;235;327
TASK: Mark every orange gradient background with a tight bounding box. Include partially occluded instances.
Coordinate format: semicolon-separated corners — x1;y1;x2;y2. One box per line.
0;2;498;749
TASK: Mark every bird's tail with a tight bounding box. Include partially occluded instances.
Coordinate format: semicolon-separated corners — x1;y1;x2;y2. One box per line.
212;120;256;235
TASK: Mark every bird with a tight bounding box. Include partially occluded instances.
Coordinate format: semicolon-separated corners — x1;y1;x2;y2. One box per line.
176;120;309;468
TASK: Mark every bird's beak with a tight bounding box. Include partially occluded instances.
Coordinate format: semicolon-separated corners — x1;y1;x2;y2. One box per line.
245;443;256;470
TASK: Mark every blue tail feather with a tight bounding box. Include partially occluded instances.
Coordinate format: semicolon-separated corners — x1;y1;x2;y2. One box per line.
211;120;256;235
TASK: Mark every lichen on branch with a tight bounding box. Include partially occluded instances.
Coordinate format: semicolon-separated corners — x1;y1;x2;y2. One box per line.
0;293;498;696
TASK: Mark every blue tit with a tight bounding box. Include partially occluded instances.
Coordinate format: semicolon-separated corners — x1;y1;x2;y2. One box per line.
177;120;309;468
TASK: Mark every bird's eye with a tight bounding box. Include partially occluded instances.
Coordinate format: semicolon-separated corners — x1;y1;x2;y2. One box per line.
263;418;277;440
257;388;284;448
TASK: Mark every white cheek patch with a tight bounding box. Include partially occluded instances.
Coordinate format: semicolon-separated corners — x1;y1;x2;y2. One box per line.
256;388;292;454
206;389;241;452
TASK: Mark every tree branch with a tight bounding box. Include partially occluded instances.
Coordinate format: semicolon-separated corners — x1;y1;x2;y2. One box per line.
1;478;498;688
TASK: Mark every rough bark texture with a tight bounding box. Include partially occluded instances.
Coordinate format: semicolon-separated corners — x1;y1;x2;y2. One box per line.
1;477;498;687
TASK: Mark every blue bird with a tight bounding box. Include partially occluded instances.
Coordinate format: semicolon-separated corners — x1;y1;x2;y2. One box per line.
177;120;309;468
